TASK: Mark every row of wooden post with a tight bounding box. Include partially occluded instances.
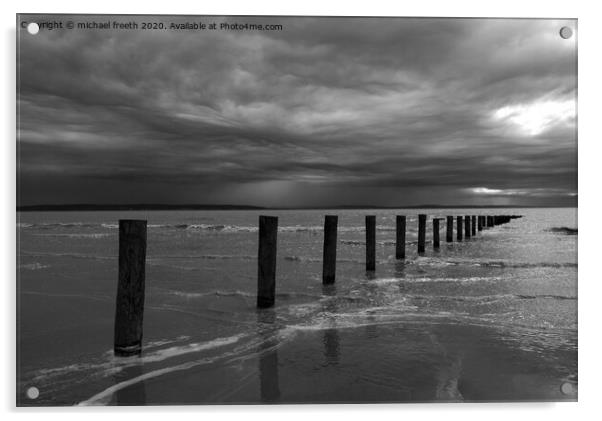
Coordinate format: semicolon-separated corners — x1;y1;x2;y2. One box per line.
112;214;521;356
258;214;520;307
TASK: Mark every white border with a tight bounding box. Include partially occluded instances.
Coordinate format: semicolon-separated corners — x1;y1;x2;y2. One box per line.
3;1;600;420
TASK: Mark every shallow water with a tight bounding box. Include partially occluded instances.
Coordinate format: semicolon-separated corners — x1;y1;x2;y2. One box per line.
16;208;577;405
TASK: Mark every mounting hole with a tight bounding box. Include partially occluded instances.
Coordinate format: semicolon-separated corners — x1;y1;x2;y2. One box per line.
560;381;575;395
27;22;39;35
26;386;39;399
559;26;573;39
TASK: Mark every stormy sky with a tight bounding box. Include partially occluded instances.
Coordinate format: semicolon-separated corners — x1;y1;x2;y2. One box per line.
17;16;577;207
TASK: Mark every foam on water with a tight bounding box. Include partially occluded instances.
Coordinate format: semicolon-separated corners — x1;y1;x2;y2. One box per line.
28;333;251;403
76;331;286;406
18;263;50;270
19;222;402;234
284;255;363;264
20;251;116;260
408;256;577;269
33;233;112;239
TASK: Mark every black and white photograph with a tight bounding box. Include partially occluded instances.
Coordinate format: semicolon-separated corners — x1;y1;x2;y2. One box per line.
16;14;577;406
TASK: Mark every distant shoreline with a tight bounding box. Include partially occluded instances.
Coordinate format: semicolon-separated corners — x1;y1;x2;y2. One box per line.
16;204;576;212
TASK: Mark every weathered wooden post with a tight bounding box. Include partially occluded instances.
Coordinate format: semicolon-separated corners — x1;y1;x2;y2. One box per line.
257;216;278;308
396;215;406;260
478;215;483;231
418;214;427;253
487;216;494;227
464;214;471;238
322;215;338;284
446;216;453;242
114;219;147;357
366;215;376;271
471;215;476;236
433;218;440;249
457;216;463;241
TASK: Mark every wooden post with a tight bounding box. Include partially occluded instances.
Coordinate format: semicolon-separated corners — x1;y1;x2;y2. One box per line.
478;215;483;231
114;219;147;357
433;218;440;249
366;215;376;271
464;214;471;238
418;214;426;253
396;215;406;260
471;215;476;236
257;216;278;308
457;216;463;241
446;216;453;242
487;216;494;227
322;215;338;284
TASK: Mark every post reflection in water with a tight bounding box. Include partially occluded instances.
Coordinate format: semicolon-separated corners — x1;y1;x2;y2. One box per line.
256;309;281;403
323;328;340;366
321;284;340;366
365;316;378;340
113;362;147;405
394;261;407;294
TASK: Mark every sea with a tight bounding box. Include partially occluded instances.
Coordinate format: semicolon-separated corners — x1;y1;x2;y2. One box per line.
16;208;578;405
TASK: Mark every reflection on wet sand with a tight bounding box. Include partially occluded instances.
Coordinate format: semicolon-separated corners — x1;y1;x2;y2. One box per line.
394;261;406;278
365;319;378;340
394;262;408;294
320;284;340;366
323;329;340;366
257;310;280;403
434;353;464;401
114;362;146;405
322;284;340;366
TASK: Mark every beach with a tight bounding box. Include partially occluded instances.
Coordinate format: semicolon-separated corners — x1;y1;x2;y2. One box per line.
16;208;577;405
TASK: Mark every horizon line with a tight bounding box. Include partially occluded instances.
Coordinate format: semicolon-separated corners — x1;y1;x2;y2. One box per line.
16;203;577;212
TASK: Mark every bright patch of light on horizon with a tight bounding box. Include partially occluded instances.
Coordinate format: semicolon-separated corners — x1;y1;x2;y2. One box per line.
493;99;574;136
471;187;503;195
469;187;576;197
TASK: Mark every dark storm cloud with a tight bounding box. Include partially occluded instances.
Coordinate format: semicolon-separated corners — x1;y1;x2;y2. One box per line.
17;16;577;206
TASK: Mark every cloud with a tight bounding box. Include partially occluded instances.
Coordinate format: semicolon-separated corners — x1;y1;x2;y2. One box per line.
17;16;577;206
